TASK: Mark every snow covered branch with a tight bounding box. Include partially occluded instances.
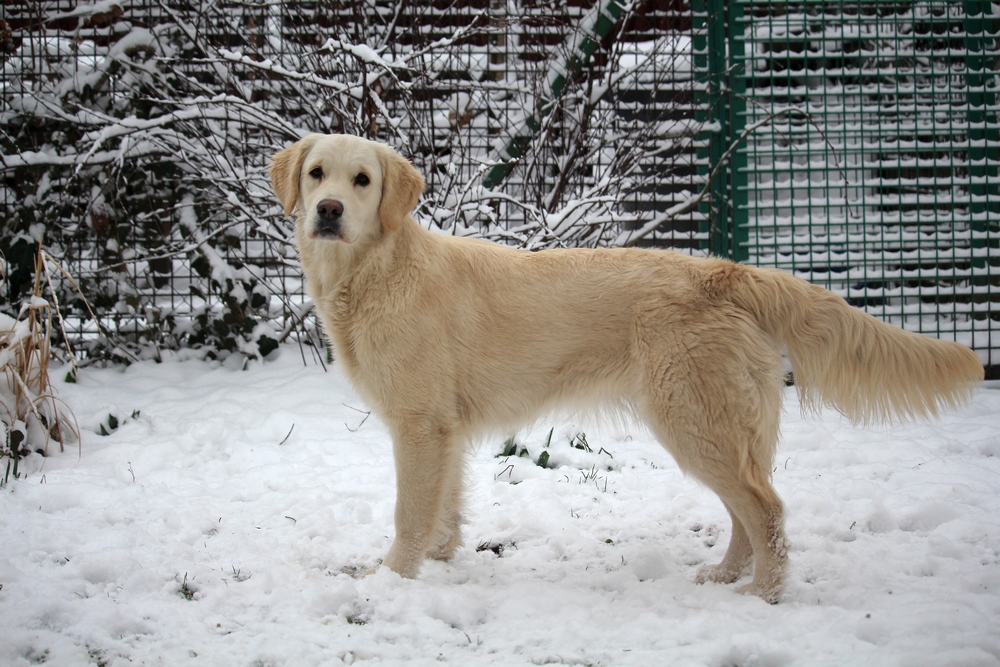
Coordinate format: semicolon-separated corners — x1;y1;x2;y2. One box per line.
1;0;712;358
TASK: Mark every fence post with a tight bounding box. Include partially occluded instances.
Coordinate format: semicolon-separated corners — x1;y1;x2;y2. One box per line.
727;1;750;263
691;0;709;243
701;0;731;258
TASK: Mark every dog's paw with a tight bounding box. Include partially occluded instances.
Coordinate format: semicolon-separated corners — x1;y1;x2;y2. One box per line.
735;580;783;604
429;546;458;562
694;562;744;585
428;534;463;562
382;548;422;579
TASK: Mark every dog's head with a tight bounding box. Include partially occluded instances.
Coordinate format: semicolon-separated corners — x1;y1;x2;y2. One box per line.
270;134;425;245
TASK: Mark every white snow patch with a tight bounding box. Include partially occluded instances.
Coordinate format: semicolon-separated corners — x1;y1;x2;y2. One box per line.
1;351;999;665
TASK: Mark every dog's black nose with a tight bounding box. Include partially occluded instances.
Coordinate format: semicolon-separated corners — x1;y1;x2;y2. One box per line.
315;199;344;237
317;199;344;220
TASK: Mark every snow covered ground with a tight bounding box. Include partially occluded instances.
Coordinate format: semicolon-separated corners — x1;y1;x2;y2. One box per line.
2;349;999;666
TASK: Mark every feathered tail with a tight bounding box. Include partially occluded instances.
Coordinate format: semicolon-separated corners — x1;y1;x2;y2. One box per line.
730;266;984;424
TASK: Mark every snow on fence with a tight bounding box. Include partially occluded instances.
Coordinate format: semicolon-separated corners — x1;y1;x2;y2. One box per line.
1;0;997;370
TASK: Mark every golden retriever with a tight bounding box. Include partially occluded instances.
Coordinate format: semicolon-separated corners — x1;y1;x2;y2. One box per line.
270;133;984;602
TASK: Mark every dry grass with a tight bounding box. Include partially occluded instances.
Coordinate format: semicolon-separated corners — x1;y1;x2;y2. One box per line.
1;246;81;484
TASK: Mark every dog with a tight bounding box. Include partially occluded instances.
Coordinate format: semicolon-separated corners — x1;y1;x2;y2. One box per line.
270;133;984;602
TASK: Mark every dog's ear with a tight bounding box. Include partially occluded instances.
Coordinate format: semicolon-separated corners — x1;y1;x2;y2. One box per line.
377;144;425;231
270;135;320;216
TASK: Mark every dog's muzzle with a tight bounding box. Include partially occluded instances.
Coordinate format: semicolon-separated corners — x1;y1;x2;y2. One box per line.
314;199;344;239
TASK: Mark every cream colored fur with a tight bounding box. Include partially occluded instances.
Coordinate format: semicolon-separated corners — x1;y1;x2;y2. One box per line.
270;134;984;603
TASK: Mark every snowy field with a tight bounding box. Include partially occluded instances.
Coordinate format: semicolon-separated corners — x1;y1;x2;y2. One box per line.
2;348;1000;666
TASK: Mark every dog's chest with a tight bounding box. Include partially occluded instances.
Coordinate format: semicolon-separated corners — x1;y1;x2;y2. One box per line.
320;282;403;399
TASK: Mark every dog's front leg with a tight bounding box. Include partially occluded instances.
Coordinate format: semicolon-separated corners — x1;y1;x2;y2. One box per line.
380;419;460;578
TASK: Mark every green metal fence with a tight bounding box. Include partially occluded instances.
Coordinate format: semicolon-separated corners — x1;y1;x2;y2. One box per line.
697;0;1000;369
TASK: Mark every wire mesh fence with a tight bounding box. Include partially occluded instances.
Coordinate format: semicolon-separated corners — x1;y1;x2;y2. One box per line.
1;0;708;362
1;0;998;370
708;0;1000;366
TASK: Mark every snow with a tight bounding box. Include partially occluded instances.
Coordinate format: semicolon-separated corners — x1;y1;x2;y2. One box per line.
318;39;406;72
2;350;1000;666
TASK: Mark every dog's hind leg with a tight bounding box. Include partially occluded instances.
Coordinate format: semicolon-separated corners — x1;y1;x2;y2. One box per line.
381;417;464;578
701;466;787;603
641;325;788;601
694;503;753;585
655;418;788;603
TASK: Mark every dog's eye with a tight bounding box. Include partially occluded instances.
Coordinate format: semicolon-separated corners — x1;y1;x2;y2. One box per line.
354;173;370;187
309;167;323;180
